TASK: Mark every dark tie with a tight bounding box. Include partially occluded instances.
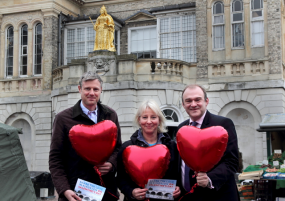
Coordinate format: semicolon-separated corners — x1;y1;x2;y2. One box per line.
184;121;198;191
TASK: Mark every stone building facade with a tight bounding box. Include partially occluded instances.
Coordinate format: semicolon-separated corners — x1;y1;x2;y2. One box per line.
0;0;284;173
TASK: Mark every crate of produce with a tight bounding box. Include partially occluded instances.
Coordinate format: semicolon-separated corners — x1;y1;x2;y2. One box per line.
263;172;278;179
239;184;254;200
277;173;285;180
254;180;276;201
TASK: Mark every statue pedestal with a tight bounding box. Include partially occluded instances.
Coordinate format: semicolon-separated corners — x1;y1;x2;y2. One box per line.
86;50;117;82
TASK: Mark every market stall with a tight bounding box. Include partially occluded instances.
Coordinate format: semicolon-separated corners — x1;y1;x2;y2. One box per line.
237;114;285;201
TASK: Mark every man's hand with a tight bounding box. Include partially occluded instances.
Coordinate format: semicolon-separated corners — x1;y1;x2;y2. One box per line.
196;172;209;188
64;190;81;201
97;162;113;175
173;186;181;198
132;188;148;200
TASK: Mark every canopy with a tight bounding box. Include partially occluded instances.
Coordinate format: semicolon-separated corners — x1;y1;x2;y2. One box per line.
0;123;36;200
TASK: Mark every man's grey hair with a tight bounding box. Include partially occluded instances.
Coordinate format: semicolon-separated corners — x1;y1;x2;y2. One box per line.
78;71;103;88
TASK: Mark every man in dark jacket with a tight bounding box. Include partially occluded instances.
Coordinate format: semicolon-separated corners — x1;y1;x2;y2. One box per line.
49;71;122;201
177;84;239;201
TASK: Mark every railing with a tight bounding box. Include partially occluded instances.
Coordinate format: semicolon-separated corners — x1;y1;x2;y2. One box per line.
209;60;268;78
0;77;43;92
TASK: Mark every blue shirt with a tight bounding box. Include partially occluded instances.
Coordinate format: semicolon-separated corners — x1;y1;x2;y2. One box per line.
137;129;164;147
80;101;98;123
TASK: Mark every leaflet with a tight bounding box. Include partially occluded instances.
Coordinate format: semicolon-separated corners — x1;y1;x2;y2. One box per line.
74;178;106;201
145;179;176;200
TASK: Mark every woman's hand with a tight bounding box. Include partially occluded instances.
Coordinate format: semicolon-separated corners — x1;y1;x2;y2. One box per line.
173;186;181;198
132;188;148;200
64;190;81;201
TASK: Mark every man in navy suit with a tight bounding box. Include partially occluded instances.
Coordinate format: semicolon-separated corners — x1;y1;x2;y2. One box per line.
177;84;240;201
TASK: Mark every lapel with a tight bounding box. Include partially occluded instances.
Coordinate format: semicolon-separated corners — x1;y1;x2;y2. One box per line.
200;110;211;129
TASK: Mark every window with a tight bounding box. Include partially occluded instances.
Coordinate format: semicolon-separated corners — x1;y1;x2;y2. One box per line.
66;27;95;64
213;2;225;50
162;109;179;123
6;26;14;77
65;25;119;64
34;23;43;75
20;24;28;76
232;0;244;48
129;26;157;59
159;13;196;62
251;0;264;46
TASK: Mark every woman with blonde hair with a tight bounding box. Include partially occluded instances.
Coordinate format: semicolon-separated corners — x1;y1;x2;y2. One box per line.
117;100;181;200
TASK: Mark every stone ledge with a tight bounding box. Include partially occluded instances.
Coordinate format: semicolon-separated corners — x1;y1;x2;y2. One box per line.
0;95;51;104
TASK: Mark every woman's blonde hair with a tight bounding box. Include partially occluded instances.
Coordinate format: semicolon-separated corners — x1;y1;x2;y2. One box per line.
135;100;167;133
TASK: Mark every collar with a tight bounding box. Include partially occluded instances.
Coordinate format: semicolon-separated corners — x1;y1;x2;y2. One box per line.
72;100;112;119
189;109;207;126
137;129;164;146
80;101;98;116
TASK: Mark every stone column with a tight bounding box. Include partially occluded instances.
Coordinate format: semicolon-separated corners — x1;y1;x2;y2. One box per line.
27;27;33;76
207;5;212;61
224;3;231;60
13;28;19;77
263;0;268;57
244;0;251;58
196;0;208;81
267;0;282;74
42;9;59;90
0;14;4;79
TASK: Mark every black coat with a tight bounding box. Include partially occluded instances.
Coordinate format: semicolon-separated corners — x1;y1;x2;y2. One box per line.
49;100;122;201
117;130;180;201
177;111;240;201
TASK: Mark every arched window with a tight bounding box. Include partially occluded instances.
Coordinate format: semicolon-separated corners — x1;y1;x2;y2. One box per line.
6;26;14;77
20;24;28;76
213;1;225;49
232;0;244;47
251;0;264;46
162;109;179;123
34;23;43;75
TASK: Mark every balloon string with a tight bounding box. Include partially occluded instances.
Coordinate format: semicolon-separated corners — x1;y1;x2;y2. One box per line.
93;166;119;200
94;166;106;187
178;174;199;201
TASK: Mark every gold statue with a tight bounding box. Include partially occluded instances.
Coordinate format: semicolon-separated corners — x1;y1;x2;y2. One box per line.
89;5;116;52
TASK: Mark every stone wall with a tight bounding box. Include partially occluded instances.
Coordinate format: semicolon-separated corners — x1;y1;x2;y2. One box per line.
207;87;285;166
43;16;58;89
195;0;208;80
267;0;282;74
82;0;193;19
0;99;52;171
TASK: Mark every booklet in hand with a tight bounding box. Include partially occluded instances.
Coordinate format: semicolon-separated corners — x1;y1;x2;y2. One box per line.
145;179;176;200
74;178;106;201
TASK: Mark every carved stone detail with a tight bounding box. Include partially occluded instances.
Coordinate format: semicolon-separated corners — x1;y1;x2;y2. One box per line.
197;67;208;78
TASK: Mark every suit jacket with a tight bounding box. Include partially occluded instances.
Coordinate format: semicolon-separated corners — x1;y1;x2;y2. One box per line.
177;111;240;201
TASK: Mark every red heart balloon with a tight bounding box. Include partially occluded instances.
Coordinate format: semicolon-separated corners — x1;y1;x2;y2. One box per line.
177;126;228;172
69;120;117;166
123;145;170;188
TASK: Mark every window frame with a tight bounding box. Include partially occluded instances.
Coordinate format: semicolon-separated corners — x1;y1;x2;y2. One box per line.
127;25;157;59
231;0;245;49
212;1;225;51
33;22;43;76
19;24;28;77
5;26;14;78
157;12;197;63
250;0;264;47
64;21;121;65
